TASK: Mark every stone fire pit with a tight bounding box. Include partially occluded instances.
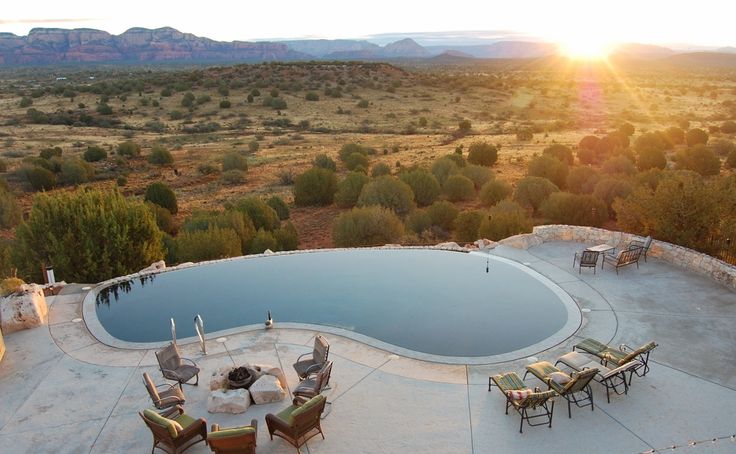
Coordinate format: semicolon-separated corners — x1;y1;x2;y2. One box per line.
207;364;287;413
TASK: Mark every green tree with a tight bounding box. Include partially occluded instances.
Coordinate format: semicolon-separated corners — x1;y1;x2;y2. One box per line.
60;158;94;185
637;148;667;171
266;195;290;220
176;226;241;262
566;166;599;194
148;145;174;165
371;162;391;177
117;141;141;157
458;119;472;134
332;206;404;247
183;210;255;253
14;189;163;282
23;166;56;191
406;209;432;235
344;152;369;171
540;192;608;227
685;128;709;146
314;154;337;171
454;210;484;243
676;145;720;176
234;197;280;231
335;172;370;208
527;155;568;189
543;144;574;165
0;188;21;228
477;200;532;241
222;153;248;172
357;176;415;216
427;200;459;231
146;202;176;235
430;156;460;186
83;146;107;162
144;182;178;214
467;142;498;166
443;174;475;202
273;221;299;251
479;179;512;207
513;176;559;214
294;167;338;206
249;229;279;254
400;169;441;207
461;164;493;190
601;156;637;176
721;121;736;134
593;178;633;218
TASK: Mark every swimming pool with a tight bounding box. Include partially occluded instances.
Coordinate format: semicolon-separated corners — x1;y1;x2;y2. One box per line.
89;249;580;361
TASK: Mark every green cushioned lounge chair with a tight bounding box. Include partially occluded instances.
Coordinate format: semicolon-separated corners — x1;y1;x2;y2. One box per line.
207;419;258;454
555;351;642;403
266;394;327;453
574;338;657;382
524;361;598;418
488;372;556;433
139;405;207;454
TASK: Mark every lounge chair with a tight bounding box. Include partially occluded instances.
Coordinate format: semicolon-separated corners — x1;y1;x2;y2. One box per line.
602;246;642;274
628;235;653;262
143;372;186;410
524;362;598;418
139;405;207;454
156;343;200;389
574;338;657;381
266;394;327;453
488;372;556;433
555;351;642;403
573;250;600;274
207;419;258;454
293;334;329;380
293;360;333;401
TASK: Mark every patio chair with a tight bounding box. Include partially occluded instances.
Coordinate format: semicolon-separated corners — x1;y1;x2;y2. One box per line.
602;246;642;274
573;250;600;274
555;351;642;403
143;372;186;410
574;338;657;381
488;372;556;433
266;394;327;453
156;342;200;389
627;235;653;262
293;334;329;380
524;361;598;418
207;419;258;454
293;360;333;401
139;405;207;454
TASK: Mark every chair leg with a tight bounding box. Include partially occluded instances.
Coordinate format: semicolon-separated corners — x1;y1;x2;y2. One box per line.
519;408;525;433
567;398;572;419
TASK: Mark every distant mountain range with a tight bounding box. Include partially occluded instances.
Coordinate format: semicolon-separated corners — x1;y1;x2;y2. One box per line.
0;26;735;67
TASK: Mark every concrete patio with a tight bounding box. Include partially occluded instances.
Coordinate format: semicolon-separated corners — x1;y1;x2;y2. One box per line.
0;241;734;454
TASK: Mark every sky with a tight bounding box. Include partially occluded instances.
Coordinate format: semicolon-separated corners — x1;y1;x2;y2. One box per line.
1;0;735;48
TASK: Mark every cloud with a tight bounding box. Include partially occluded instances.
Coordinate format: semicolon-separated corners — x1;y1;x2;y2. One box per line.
0;18;96;25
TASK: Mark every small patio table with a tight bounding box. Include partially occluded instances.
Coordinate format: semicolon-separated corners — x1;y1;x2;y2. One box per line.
585;244;615;268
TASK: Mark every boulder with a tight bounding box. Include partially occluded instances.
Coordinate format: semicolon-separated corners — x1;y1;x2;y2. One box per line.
475;238;498;250
0;284;48;334
207;388;251;414
434;241;464;251
139;260;166;273
252;364;287;389
249;374;287;405
209;365;233;391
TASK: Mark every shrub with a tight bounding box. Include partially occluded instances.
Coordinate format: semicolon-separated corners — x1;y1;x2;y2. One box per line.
461;164;492;190
371;162;391;177
400;169;441;207
266;195;290;220
248;140;260;153
222;153;248;172
664;126;685;146
406;209;432;234
676;145;720;176
219;100;231;108
144;182;178;214
60;158;94;185
146;202;176;235
637;148;667;171
221;169;245;185
0;159;7;173
479;179;512;207
357;176;415;216
294;167;338;206
176;227;241;262
23;166;56;191
148;145;174;165
466;142;498;166
601;156;637;176
443;174;475;201
634;132;667;154
357;99;369;108
117;141;141;157
477;200;532;241
727;149;736;169
197;163;218;175
263;97;287;110
516;128;533;141
83;146;107;162
234;197;280;231
96;103;113;115
566;166;599;194
313;154;336;171
618;122;635;137
594;178;634;217
427;200;459;231
721;121;736;134
40;147;62;160
540;192;608;227
685;128;709;146
249;229;279;254
181;92;195;107
578;135;600;152
513;176;559;213
305;92;320;101
14;189;163;282
274;221;299;251
543;144;574;165
183;210;256;253
710;139;736;157
19;96;32;108
0;188;21;228
527;155;568;188
430;156;460;186
1;277;25;296
332;206;404;247
338;143;373;162
458;119;472;133
335;172;370;208
454;210;484;243
344;152;369;171
116;176;127;186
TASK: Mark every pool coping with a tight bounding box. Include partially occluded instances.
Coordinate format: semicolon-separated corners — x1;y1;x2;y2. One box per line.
82;246;582;365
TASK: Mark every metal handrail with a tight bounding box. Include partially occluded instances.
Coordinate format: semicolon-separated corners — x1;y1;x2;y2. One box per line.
194;315;206;355
170;318;176;346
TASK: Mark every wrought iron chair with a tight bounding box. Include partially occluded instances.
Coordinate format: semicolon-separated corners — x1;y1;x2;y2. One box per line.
143;372;186;410
293;334;329;380
156;343;200;389
573;250;600;274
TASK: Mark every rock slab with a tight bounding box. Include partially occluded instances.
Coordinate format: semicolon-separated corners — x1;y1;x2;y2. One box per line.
0;285;49;334
207;388;251;414
249;374;287;404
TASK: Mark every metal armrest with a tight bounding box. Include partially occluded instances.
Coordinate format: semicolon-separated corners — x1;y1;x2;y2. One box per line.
295;352;311;363
157;395;184;405
303;363;322;375
155;383;177;391
160;405;184;418
181;357;199;367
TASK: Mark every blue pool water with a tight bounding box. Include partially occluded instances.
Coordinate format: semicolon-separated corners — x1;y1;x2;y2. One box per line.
95;249;570;357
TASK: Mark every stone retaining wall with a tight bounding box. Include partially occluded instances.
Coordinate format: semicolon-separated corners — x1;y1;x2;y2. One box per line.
499;225;736;290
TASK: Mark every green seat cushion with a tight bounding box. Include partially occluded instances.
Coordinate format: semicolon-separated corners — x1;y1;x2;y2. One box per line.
143;409;183;438
291;395;325;419
208;426;256;440
525;361;559;380
491;372;526;392
276;405;298;425
575;338;608;354
173;413;196;430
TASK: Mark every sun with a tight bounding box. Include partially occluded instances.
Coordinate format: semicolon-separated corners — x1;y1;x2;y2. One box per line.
555;33;617;60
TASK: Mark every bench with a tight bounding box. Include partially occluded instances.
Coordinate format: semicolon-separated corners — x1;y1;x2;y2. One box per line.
602;247;642;274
